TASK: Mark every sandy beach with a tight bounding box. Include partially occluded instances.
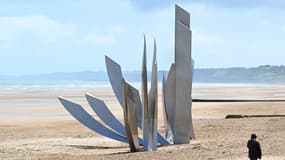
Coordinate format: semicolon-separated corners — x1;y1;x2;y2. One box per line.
1;84;285;160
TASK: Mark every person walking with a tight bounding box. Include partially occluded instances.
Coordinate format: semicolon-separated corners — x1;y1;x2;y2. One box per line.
247;134;262;160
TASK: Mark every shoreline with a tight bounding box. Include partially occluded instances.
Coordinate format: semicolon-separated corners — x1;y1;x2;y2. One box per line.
1;85;285;159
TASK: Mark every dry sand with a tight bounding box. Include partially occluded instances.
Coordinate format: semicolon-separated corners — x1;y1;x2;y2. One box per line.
1;85;285;159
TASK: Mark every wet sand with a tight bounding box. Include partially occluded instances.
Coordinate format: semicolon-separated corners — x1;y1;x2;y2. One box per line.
1;85;285;159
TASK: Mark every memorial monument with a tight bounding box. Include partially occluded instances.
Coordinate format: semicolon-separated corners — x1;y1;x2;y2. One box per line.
58;4;195;152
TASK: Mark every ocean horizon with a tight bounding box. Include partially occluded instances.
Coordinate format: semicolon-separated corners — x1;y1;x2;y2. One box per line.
1;80;285;119
0;80;283;90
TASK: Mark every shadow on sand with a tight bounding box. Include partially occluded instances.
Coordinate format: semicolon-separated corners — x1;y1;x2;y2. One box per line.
54;144;127;150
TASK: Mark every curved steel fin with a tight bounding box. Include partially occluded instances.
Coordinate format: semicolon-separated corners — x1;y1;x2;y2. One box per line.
85;93;144;146
85;93;126;136
105;56;124;106
58;96;128;144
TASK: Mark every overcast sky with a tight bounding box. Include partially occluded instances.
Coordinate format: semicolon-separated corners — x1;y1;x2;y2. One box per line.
0;0;285;75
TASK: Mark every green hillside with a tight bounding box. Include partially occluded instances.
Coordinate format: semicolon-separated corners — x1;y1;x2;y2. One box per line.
194;65;285;83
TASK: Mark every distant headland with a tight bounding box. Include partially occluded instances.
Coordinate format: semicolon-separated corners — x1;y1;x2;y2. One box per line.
1;65;285;83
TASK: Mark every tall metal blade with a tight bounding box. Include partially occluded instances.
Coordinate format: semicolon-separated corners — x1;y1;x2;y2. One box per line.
122;81;140;152
165;64;175;133
174;5;195;144
58;96;128;143
162;74;168;137
147;38;158;150
141;35;149;150
132;85;143;129
162;72;173;142
175;4;190;28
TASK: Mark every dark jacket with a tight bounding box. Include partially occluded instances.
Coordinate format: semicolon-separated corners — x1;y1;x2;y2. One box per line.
247;139;262;159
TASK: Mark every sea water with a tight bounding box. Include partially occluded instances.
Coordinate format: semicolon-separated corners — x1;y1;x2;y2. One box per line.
0;80;111;90
0;80;280;90
0;80;156;90
0;81;283;118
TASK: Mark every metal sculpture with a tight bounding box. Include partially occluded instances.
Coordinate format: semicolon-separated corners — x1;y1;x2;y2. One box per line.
173;4;195;144
58;4;194;152
105;54;169;148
